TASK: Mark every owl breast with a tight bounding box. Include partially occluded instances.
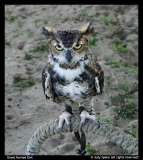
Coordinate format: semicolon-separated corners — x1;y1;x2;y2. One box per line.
54;80;95;102
51;61;96;104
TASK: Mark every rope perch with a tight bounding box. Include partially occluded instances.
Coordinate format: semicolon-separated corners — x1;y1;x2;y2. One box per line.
26;117;138;155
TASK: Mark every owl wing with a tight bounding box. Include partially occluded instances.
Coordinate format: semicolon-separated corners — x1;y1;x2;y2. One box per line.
89;54;104;94
42;65;54;100
95;61;104;94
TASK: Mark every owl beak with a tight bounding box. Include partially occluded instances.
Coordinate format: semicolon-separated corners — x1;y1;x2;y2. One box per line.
66;50;73;63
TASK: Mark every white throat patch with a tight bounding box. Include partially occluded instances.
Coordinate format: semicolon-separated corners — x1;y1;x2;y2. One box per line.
53;62;84;82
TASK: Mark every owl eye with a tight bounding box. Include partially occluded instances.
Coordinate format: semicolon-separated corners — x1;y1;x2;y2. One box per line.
73;44;82;50
55;45;63;51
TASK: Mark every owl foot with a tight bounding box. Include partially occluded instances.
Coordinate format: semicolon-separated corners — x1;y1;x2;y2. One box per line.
58;105;73;136
79;106;100;132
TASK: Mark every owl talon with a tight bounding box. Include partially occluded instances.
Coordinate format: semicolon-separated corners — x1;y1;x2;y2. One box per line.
95;119;100;129
79;107;100;131
58;111;72;135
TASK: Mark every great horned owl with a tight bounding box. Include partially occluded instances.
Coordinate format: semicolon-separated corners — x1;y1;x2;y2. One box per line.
41;21;104;155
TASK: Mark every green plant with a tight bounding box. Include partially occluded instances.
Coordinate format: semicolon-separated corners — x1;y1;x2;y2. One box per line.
107;60;120;68
118;82;129;92
131;123;138;129
107;60;138;75
29;11;36;16
127;23;134;27
106;140;117;146
13;74;35;91
6;10;11;15
74;17;80;21
38;40;49;52
112;102;136;119
112;37;129;53
89;33;98;46
23;53;42;60
109;73;116;81
13;29;19;33
5;10;17;21
89;15;94;18
29;47;38;52
33;19;39;27
99;15;114;25
109;27;114;32
126;66;138;75
58;12;62;18
109;8;116;13
43;20;48;25
97;116;103;121
13;29;23;35
5;41;10;48
109;81;137;113
110;95;124;106
108;17;113;23
86;142;98;155
100;7;107;10
125;123;138;138
110;92;134;106
120;61;130;67
30;40;49;53
99;15;106;24
17;19;22;27
130;84;138;93
81;7;87;16
79;6;89;20
105;119;113;125
107;60;130;68
98;116;113;125
100;34;105;40
26;29;33;38
125;130;136;138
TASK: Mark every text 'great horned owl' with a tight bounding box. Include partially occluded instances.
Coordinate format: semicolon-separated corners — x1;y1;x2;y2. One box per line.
41;21;104;155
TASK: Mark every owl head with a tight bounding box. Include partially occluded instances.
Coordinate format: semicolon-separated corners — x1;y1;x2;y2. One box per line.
42;21;94;65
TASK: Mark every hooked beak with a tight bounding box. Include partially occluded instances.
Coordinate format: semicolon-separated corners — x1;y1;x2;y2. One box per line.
66;50;73;62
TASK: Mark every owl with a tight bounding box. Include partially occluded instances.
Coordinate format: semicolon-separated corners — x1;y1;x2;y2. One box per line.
41;21;104;155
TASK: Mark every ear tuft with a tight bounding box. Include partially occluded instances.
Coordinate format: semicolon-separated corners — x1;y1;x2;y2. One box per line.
45;27;57;34
41;26;57;39
80;21;94;39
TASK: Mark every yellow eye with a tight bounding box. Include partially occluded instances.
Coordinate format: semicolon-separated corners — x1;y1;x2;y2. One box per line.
55;45;63;51
73;44;82;50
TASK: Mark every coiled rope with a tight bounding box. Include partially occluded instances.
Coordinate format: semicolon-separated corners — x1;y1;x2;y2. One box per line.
26;117;138;155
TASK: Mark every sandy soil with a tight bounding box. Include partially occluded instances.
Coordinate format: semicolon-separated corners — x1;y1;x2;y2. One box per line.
5;5;138;155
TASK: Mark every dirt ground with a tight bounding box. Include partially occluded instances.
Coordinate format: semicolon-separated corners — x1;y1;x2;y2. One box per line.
5;5;138;155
